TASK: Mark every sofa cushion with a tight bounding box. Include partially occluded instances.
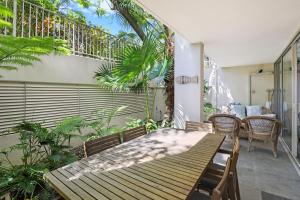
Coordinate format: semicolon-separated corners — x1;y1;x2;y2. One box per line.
246;105;262;116
230;105;246;119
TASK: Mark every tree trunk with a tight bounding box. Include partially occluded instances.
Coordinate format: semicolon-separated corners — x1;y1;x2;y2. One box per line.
162;25;174;126
110;0;146;41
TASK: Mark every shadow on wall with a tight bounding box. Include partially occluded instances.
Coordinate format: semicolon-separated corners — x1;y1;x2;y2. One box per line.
205;61;234;109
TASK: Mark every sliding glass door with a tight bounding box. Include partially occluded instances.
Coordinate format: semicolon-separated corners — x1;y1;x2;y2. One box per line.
282;49;293;149
274;33;300;161
297;39;300;160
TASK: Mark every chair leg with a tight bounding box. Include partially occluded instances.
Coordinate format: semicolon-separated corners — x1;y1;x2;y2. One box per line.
248;137;252;152
272;141;278;158
235;173;241;200
228;176;236;200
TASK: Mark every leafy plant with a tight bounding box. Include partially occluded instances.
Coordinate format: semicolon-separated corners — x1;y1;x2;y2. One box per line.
0;2;69;77
95;33;170;122
86;106;127;140
125;117;159;132
0;116;85;199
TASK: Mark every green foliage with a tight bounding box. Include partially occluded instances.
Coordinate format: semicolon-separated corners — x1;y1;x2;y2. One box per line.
86;106;127;140
125;117;159;132
95;33;170;120
204;102;216;115
0;1;70;77
0;4;12;28
0;117;85;199
0;36;69;73
125;117;144;129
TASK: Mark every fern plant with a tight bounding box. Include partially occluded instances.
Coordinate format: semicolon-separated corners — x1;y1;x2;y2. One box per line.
0;116;85;199
0;2;69;77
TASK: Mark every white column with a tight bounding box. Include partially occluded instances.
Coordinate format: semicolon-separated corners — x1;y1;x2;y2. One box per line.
174;33;205;129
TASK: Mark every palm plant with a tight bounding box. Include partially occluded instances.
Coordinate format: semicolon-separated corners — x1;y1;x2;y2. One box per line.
87;106;127;140
0;3;69;77
78;0;175;124
95;33;170;121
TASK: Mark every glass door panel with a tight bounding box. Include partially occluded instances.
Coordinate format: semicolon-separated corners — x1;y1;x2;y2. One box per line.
282;49;293;149
297;40;300;160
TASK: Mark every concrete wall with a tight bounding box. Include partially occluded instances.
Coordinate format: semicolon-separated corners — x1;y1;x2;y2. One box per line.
205;63;274;108
0;54;166;164
0;54;102;84
174;34;203;128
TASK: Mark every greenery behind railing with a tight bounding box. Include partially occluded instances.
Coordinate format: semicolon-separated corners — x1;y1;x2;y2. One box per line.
1;0;131;60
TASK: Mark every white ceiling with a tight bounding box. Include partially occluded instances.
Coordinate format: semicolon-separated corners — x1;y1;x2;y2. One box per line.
135;0;300;67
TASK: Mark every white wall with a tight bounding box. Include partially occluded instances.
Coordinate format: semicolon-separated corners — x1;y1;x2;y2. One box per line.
0;54;166;164
205;63;274;108
174;34;203;128
0;54;103;84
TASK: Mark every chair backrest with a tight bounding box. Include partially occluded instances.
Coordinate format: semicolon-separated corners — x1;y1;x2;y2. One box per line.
83;134;121;157
185;121;213;132
208;114;241;137
123;126;147;142
243;116;281;139
230;138;240;172
212;158;231;200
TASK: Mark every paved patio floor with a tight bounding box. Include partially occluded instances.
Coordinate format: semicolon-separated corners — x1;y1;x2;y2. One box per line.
234;139;300;200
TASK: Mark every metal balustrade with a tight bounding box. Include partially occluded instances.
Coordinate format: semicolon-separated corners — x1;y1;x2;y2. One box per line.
2;0;129;61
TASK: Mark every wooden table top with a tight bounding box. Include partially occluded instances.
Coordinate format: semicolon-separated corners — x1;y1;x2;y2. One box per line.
44;128;225;200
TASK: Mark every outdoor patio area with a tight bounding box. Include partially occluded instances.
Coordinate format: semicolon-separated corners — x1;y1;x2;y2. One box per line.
0;0;300;199
232;139;300;200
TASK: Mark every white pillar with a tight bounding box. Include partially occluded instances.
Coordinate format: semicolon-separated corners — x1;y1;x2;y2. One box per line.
174;33;205;129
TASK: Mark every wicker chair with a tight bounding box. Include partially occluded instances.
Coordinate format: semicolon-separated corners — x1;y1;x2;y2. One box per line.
83;134;121;157
199;138;241;200
243;116;281;158
208;114;241;142
123;126;147;142
185;121;213;132
191;158;231;200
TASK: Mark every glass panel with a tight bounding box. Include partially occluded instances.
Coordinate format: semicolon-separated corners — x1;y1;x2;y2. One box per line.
297;40;300;160
273;60;282;117
282;49;293;149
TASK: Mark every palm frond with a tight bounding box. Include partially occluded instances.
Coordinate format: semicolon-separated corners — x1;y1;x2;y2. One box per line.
0;36;70;76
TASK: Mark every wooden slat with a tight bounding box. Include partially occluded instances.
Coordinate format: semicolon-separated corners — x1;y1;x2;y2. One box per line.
44;173;82;200
44;129;225;200
123;126;146;142
50;171;95;200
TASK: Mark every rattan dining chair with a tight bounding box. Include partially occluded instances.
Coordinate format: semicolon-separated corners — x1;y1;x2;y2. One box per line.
208;114;241;142
191;158;232;200
200;138;241;200
123;125;147;142
242;116;281;158
83;133;121;157
185;121;213;132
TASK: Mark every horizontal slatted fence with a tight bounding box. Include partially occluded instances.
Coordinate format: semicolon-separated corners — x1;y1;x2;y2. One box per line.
0;81;152;135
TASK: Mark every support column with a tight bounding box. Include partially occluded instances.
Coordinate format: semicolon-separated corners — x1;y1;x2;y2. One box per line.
199;43;205;122
174;33;205;129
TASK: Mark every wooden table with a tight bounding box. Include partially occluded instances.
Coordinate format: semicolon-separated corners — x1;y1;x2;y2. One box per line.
44;128;225;200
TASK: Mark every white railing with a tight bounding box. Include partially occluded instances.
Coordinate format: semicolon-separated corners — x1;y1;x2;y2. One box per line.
2;0;129;61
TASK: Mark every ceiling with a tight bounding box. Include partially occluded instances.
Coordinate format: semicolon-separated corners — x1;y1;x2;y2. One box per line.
135;0;300;67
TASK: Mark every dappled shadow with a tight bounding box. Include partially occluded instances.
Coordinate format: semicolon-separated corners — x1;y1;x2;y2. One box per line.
63;128;208;180
205;60;234;108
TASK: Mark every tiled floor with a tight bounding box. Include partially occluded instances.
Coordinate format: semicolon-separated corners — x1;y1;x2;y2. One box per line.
234;139;300;200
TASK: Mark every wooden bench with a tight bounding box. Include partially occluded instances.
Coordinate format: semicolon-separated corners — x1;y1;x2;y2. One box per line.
123;126;146;142
83;134;121;157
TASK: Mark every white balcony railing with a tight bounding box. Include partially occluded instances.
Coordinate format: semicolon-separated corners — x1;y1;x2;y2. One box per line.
2;0;129;61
